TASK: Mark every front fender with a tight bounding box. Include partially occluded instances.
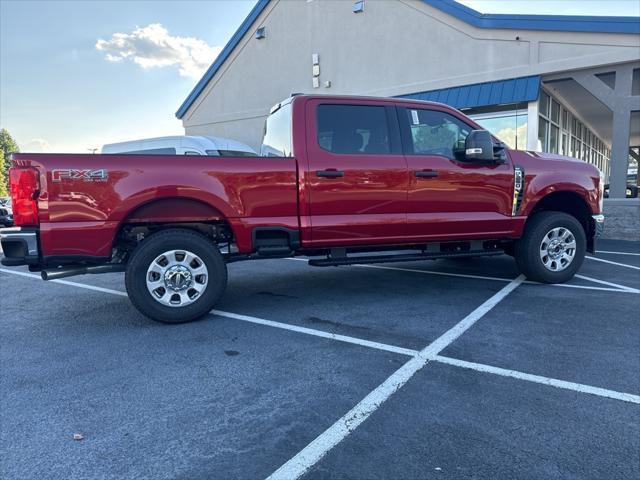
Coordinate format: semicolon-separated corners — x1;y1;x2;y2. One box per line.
520;174;598;217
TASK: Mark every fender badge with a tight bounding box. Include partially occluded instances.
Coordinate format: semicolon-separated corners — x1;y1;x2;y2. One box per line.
52;169;108;182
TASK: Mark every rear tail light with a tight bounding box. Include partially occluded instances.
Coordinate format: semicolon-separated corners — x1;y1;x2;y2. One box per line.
9;167;40;226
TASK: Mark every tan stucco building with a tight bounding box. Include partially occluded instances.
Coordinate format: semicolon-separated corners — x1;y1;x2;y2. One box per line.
176;0;640;198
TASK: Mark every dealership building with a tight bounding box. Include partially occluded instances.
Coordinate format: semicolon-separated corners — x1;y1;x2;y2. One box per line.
176;0;640;198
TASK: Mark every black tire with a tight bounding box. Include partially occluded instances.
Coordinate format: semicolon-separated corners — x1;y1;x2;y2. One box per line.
125;229;227;324
514;211;586;284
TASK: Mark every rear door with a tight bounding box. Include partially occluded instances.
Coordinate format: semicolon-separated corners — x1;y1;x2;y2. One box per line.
305;99;408;246
398;106;514;240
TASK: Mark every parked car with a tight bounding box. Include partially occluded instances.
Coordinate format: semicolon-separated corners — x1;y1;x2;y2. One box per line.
101;135;257;157
2;94;604;324
0;206;13;227
604;167;638;198
0;197;10;207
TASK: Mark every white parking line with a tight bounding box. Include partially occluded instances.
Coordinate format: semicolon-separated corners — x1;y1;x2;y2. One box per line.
349;263;513;283
287;257;515;283
0;268;128;296
586;256;640;271
0;268;417;356
597;250;640;256
286;258;638;294
211;310;418;357
534;283;635;293
265;276;525;480
574;274;640;293
434;356;640;405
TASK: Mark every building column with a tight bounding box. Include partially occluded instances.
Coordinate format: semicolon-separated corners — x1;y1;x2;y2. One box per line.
570;64;639;198
526;100;539;151
610;110;631;197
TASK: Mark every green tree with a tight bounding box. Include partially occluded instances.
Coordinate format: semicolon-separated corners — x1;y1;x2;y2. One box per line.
0;128;20;194
0;150;7;197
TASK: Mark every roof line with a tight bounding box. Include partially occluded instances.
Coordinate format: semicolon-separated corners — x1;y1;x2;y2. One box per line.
176;0;640;119
423;0;640;33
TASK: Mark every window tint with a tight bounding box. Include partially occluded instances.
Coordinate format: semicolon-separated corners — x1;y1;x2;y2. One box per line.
261;102;292;156
317;104;390;155
216;150;258;157
405;109;471;158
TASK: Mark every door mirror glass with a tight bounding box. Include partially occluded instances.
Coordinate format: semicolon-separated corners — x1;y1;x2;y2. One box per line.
464;130;495;162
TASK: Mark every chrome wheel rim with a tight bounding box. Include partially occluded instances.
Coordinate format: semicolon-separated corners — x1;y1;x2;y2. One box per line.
539;227;576;272
146;250;208;307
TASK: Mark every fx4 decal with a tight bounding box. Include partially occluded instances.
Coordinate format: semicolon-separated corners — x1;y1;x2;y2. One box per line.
52;169;108;182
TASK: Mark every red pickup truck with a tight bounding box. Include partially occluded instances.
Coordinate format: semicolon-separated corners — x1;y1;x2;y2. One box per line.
2;95;604;323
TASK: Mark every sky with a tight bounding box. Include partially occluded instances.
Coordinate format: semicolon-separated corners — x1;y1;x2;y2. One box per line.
1;0;639;153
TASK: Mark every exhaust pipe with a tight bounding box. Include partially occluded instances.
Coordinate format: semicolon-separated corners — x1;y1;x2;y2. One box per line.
41;264;125;281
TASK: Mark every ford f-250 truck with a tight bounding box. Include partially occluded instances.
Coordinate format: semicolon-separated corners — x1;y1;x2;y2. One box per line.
1;95;605;323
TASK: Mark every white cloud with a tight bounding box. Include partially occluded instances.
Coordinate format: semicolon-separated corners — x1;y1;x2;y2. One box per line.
96;24;220;78
22;138;52;153
495;123;528;150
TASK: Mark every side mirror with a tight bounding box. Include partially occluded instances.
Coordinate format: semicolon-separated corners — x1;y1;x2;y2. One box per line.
464;130;495;162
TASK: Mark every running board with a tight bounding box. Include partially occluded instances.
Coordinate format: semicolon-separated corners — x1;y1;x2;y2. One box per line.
307;249;504;267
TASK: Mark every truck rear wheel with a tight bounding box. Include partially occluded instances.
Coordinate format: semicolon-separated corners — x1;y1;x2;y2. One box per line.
514;211;585;284
125;229;227;324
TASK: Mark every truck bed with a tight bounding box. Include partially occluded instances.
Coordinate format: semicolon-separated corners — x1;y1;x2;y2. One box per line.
12;153;299;258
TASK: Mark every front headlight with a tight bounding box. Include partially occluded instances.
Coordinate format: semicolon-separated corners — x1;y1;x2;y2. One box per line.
598;169;605;213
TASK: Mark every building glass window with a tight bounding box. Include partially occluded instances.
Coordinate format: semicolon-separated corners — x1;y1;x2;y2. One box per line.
470;109;528;150
539;118;549;151
537;87;611;176
540;91;550;117
549;124;559;154
551;100;560;124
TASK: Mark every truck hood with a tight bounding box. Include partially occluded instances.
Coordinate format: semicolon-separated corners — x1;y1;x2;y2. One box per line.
509;150;600;177
523;151;587;164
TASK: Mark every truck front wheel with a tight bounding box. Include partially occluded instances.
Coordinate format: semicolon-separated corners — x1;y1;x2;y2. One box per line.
125;229;227;323
514;212;586;284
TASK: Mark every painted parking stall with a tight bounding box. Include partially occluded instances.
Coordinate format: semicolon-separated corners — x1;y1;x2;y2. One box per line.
1;239;638;479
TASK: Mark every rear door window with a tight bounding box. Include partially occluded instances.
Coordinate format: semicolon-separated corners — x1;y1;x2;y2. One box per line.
316;104;390;155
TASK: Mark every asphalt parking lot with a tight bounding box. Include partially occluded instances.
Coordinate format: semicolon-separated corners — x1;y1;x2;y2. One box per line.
1;239;639;480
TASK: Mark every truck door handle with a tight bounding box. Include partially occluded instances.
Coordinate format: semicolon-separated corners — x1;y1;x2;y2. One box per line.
414;170;439;178
316;169;344;178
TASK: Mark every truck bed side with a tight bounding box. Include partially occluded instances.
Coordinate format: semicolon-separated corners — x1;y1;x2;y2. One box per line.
13;153;299;258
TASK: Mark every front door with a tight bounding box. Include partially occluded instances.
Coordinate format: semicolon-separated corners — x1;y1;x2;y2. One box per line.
305;99;408;246
398;106;514;241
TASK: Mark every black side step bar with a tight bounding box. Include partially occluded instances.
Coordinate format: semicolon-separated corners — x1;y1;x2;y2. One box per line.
308;249;504;267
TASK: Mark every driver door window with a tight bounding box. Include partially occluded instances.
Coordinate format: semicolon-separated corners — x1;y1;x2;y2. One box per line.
404;108;470;160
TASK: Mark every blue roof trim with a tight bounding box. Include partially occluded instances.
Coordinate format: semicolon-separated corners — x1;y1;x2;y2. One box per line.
176;0;271;119
423;0;640;34
398;75;540;110
176;0;639;119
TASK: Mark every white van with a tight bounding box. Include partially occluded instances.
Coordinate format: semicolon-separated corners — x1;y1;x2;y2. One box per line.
101;136;257;157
